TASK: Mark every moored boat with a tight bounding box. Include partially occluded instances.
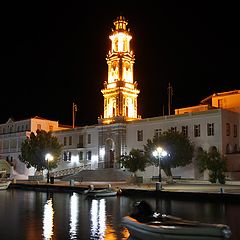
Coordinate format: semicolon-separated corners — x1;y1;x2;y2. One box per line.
121;201;232;240
83;184;119;198
0;170;11;190
0;181;11;190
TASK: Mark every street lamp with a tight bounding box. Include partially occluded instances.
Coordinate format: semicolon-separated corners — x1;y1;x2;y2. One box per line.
153;147;167;184
45;153;53;183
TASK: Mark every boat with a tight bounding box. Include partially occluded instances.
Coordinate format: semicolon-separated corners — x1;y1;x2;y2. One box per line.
121;201;232;240
0;171;11;190
83;184;119;198
0;181;11;190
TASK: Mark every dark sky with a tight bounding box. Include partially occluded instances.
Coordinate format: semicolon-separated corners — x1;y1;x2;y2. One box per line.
1;2;239;126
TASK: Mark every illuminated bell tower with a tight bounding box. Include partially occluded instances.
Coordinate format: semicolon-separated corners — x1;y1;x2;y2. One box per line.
101;16;140;123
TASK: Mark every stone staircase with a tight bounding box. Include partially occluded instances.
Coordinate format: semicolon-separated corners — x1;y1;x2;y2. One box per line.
62;168;132;182
52;165;90;179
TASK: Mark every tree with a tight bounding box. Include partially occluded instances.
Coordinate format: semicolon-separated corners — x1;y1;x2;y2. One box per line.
119;148;149;176
19;129;63;172
144;130;194;178
196;148;227;184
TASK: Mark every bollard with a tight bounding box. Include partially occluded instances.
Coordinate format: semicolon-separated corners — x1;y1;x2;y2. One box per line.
156;182;162;191
50;176;54;184
70;179;75;186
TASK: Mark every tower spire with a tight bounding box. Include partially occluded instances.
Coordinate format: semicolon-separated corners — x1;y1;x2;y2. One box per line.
101;16;140;124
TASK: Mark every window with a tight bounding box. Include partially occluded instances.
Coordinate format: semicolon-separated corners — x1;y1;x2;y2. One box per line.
154;129;162;138
63;151;71;161
69;136;72;145
139;150;144;155
87;151;92;160
194;124;200;137
170;127;177;132
37;124;41;130
218;99;223;108
181;126;188;136
78;135;84;148
64;137;67;146
226;123;230;136
207;123;214;136
234;144;238;153
226;144;230;154
49;125;53;131
234;124;237;137
137;130;143;141
79;151;83;161
87;134;91;144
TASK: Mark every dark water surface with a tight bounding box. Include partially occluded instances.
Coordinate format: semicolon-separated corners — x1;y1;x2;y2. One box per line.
0;189;239;240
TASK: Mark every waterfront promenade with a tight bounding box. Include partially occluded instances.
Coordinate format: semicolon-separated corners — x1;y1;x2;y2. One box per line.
10;179;240;197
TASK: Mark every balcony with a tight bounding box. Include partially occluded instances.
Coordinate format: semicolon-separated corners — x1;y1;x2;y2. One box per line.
77;143;84;148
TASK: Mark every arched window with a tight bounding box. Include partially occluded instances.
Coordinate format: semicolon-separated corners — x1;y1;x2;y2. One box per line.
209;146;217;153
226;144;230;154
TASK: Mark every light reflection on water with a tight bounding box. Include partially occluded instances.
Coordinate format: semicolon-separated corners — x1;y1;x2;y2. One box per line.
0;189;239;240
42;198;54;240
90;199;106;239
70;193;79;239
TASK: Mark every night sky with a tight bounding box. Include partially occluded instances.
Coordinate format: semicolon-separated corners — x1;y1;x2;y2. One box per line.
1;2;239;126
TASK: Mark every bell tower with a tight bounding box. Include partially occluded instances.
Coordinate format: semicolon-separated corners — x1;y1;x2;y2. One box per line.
100;16;140;124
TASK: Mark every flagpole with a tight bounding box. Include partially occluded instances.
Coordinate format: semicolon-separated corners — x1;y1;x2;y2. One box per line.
72;102;77;128
168;82;173;116
72;102;75;128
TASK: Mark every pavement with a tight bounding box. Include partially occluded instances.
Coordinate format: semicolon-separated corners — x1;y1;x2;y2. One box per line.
12;179;240;195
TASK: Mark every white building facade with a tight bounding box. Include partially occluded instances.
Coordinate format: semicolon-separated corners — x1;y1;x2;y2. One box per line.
0;116;69;176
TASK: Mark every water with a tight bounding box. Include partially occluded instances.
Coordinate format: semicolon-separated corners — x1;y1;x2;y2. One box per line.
0;189;239;240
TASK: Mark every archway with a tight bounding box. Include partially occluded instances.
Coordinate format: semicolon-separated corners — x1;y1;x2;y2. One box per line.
105;138;115;168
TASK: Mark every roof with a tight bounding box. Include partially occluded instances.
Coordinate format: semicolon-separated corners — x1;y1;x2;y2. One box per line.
200;90;240;104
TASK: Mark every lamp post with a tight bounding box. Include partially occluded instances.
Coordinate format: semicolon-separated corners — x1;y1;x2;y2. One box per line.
153;147;167;184
45;153;53;183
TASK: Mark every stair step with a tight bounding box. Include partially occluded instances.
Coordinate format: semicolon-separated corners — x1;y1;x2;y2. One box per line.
62;168;131;182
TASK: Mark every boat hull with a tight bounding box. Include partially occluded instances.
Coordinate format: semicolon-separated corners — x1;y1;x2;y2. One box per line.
122;216;232;240
84;188;117;198
0;181;11;190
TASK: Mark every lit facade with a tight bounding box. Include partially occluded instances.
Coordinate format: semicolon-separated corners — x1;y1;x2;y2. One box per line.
100;16;140;124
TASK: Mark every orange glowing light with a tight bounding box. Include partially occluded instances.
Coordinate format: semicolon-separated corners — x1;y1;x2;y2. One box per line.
101;16;140;121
